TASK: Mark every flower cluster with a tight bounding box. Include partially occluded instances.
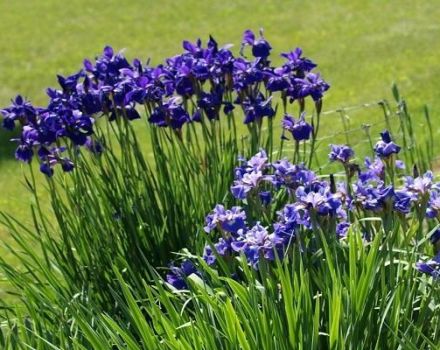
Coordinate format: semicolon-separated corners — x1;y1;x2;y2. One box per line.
352;156;438;216
169;133;440;288
1;29;329;176
202;149;352;270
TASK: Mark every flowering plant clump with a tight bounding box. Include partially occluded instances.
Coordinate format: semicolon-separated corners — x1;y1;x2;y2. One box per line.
167;132;440;288
1;28;439;348
1;29;328;176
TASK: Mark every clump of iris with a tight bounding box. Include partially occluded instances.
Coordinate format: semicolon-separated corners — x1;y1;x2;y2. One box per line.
1;29;329;176
167;133;440;289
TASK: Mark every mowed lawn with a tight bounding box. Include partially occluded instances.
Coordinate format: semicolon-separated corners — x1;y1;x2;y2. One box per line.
0;0;439;246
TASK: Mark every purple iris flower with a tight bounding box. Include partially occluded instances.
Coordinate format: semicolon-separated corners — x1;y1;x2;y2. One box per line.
265;67;291;92
353;182;396;210
69;110;94;143
223;102;235;115
336;206;348;221
273;204;302;241
281;48;317;74
2;115;16;130
166;260;198;290
192;60;210;81
13;125;40;163
1;95;37;130
293;166;316;187
376;185;395;202
329;144;354;163
295;185;340;216
36;146;75;176
393;189;414;214
230;150;269;200
212;237;235;258
182;38;204;58
40;163;54;177
21;125;40;144
203;245;216;265
231;223;279;266
191;109;202;122
273;220;297;244
232;58;265;91
282;113;313;141
57;71;84;92
242;171;264;187
271;159;297;181
271;160;316;189
61;158;75;172
427;190;440;219
203;237;235;265
353;181;381;211
415;252;440;279
240;93;275;124
293;72;330;101
164;97;191;129
374;130;401;158
204;204;247;235
84;46;130;85
246;149;269;172
81;91;102;115
197;88;223;120
124;107;141;121
395;160;405;169
404;171;434;196
359;157;385;182
15;145;34;163
231;171;263;199
175;76;194;96
148;106;167;127
231;184;250;200
242;29;272;59
336;222;350;238
259;191;272;206
1;31;334;173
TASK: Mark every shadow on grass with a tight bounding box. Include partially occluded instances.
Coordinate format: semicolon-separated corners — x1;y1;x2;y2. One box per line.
0;129;19;164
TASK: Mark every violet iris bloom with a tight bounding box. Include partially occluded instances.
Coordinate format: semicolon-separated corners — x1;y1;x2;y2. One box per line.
241;93;275;124
294;73;330;101
336;222;350;238
329;144;354;164
1;95;36;130
359;157;385;182
204;204;247;235
427;190;440;219
416;252;440;279
281;48;317;74
404;171;434;195
374;130;401;158
282;113;313;141
166;260;198;290
231;223;279;267
242;29;272;59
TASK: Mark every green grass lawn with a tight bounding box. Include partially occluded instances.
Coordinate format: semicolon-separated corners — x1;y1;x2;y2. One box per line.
0;0;439;243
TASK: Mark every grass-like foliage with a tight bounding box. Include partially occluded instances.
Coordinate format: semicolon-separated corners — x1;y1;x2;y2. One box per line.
0;30;438;348
79;225;439;349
